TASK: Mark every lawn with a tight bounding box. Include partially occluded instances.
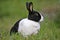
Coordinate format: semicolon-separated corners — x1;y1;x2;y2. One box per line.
0;0;60;40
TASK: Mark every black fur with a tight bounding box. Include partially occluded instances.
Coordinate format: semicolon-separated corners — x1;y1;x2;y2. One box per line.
28;11;41;22
10;19;22;35
26;2;41;22
26;2;33;12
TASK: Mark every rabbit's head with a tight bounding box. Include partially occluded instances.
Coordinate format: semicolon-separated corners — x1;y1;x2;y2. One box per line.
26;2;43;22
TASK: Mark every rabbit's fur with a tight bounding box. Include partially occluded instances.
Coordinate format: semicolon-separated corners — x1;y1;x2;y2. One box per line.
10;2;44;37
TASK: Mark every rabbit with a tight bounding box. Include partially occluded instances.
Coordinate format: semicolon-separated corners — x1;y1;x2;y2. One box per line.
10;2;44;37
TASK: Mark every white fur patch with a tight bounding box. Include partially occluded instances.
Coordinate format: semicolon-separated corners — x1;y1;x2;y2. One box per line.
40;13;44;22
18;18;40;37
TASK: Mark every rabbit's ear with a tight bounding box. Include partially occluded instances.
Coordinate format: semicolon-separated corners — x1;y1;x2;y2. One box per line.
29;2;33;12
26;2;33;12
26;2;29;10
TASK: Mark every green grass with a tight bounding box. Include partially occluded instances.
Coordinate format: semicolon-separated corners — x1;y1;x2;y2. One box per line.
0;0;60;40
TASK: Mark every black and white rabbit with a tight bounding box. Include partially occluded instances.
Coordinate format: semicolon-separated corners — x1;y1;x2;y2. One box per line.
10;2;44;37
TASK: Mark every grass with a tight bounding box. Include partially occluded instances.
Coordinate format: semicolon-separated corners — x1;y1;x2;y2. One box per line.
0;0;60;40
